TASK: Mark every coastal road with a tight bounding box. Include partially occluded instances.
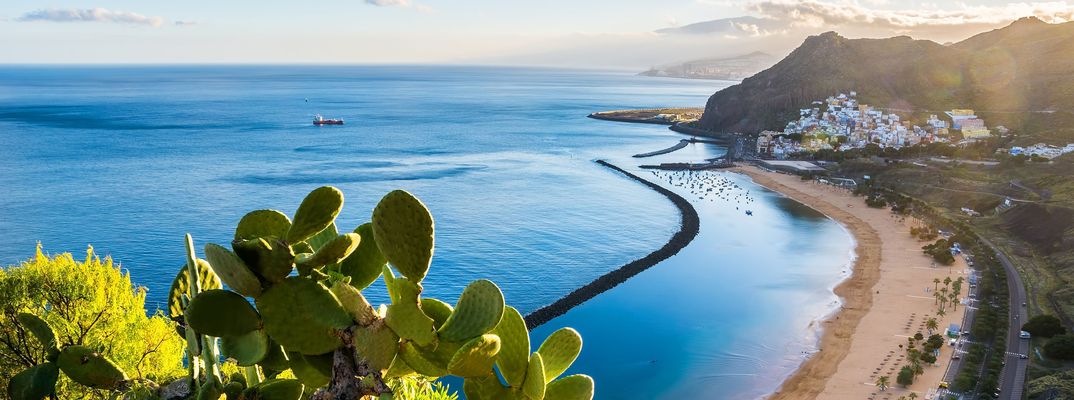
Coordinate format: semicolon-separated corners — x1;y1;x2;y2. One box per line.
979;236;1029;400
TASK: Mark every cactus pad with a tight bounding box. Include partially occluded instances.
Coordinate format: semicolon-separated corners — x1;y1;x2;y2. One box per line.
252;379;305;400
232;237;295;284
384;277;436;346
56;346;128;390
296;233;360;271
371;190;435;283
329;281;376;326
398;340;456;377
304;223;338;253
448;334;501;377
204;243;263;298
287;186;344;244
221;329;269;366
419;298;453;329
7;363;58;400
286;351;330;389
353;319;399;371
339;223;387;290
256;277;352;355
536;328;582;383
544;375;594;400
384;354;416;379
493;306;530;388
257;340;290;372
168;259;221;320
522;352;546;400
463;375;514;400
235;210;291;241
16;313;57;354
186;289;262;338
437;279;505;342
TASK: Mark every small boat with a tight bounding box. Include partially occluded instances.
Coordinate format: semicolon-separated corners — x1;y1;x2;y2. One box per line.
313;114;344;125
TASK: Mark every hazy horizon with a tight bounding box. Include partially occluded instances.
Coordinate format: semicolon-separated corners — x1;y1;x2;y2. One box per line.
4;0;1074;68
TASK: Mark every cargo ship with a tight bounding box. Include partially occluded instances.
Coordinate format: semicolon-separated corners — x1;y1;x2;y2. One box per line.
313;114;344;125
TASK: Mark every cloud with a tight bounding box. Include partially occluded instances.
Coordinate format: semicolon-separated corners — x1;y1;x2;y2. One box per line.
365;0;411;7
16;8;165;27
174;20;197;27
364;0;432;12
746;0;1074;29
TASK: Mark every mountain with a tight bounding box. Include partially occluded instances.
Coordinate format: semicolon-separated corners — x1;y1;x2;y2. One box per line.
655;16;780;35
638;51;778;80
697;18;1074;136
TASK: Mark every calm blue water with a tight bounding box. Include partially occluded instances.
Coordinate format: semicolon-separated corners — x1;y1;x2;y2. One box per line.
0;66;852;398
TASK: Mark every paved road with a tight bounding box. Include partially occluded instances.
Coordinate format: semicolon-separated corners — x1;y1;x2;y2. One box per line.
979;236;1029;400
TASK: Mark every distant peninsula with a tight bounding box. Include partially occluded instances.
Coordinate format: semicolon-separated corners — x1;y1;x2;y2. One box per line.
638;51;777;81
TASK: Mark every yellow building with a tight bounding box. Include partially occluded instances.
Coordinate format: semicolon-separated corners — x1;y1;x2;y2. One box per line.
962;129;991;140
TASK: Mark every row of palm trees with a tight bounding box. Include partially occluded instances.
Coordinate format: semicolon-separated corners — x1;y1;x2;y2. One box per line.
932;276;965;315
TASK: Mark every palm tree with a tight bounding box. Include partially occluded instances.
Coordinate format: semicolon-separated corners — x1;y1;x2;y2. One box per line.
937;308;946;318
949;292;959;311
944;276;952;290
926;317;938;335
876;375;890;391
933;278;941;292
909;393;919;400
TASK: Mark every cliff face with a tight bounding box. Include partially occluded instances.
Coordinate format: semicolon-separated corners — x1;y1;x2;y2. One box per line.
697;18;1074;134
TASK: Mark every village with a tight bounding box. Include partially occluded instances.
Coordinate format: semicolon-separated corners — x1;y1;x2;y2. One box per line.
755;92;1009;159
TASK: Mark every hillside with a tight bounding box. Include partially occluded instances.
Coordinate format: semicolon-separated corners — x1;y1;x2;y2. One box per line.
638;51;777;81
697;18;1074;136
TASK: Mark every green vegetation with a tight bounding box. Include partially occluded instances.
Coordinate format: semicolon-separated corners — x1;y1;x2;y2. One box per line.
4;187;595;400
1022;315;1068;338
922;239;956;265
1044;334;1074;360
0;246;185;399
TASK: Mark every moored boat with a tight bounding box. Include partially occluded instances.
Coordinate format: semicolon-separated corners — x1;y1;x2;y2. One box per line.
313;114;344;125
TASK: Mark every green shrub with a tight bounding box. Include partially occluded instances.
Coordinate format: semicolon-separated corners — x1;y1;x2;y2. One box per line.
1044;334;1074;360
897;365;915;386
1022;315;1067;338
0;245;186;398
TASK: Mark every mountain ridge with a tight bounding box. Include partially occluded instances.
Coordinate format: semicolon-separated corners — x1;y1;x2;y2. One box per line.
697;17;1074;136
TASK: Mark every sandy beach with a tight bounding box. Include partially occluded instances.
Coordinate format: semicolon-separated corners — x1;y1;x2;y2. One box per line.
733;166;972;400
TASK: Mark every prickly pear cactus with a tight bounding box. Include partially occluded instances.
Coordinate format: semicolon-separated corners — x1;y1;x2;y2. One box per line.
522;352;546;400
203;243;263;297
56;346;128;390
493;306;530;387
235;209;292;241
544;374;595;400
166;186;592;399
372;190;435;283
536;328;582;383
220;329;270;366
437;279;505;342
168;259;221;320
448;334;501;377
339;223;387;290
186;289;263;337
256;277;352;355
7;363;59;400
16;313;58;356
287;186;344;244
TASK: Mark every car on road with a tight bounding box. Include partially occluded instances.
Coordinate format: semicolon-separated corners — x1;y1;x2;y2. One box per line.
952;354;961;360
1020;330;1032;339
939;381;949;389
1020;354;1029;359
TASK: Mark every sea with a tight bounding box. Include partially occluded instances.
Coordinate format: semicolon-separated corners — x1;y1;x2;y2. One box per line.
0;65;853;399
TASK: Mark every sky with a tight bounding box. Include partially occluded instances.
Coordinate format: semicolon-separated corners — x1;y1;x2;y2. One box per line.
3;0;1074;67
